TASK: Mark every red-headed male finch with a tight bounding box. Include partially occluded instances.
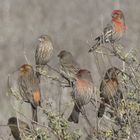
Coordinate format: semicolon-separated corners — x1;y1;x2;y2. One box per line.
35;35;53;81
98;67;123;118
18;64;41;122
68;69;95;123
58;50;80;85
89;10;126;52
8;117;30;140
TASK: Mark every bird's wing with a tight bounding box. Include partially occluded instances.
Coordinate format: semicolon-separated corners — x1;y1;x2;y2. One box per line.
103;23;114;43
18;76;30;102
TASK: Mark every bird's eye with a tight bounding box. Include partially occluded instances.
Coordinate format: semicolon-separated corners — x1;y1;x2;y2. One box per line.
42;36;46;40
59;54;63;58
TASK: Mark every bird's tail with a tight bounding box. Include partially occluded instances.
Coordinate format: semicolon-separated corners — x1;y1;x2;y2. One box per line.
98;103;105;118
88;36;101;52
68;104;80;123
36;65;42;82
31;104;38;122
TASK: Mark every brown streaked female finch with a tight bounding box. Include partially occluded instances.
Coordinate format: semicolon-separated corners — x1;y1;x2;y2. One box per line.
35;35;53;81
98;67;123;118
8;117;30;140
68;69;95;123
18;64;41;122
57;50;80;86
89;10;126;52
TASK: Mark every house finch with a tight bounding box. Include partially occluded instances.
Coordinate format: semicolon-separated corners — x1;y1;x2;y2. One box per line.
35;35;53;81
8;117;30;140
89;10;126;52
57;50;80;85
98;67;123;118
68;69;95;123
18;64;41;122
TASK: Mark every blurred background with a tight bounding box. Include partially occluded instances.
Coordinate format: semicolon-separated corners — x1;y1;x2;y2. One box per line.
0;0;140;139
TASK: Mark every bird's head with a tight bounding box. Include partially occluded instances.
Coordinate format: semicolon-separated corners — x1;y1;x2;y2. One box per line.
104;67;121;80
8;117;17;125
76;69;92;82
38;35;51;43
57;50;72;59
112;10;124;21
19;64;33;75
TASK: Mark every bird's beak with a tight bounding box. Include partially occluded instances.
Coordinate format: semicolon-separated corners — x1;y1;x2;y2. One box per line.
112;15;115;19
38;38;42;42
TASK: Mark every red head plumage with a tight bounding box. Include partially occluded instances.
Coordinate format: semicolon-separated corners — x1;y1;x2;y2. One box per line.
112;10;123;15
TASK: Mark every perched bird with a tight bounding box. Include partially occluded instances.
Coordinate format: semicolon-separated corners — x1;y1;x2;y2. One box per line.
68;69;95;123
58;50;80;85
89;10;126;52
8;117;30;140
18;64;41;122
98;67;123;118
35;35;53;81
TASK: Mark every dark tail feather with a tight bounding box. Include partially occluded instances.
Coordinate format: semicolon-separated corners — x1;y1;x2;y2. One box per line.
68;104;80;123
113;89;123;109
88;37;101;52
88;43;99;52
98;103;105;118
36;65;41;82
117;89;123;100
36;71;41;82
31;104;38;122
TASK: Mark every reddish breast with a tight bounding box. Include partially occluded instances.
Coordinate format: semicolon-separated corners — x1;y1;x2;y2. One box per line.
33;90;41;105
105;79;118;96
112;20;125;33
76;79;91;94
